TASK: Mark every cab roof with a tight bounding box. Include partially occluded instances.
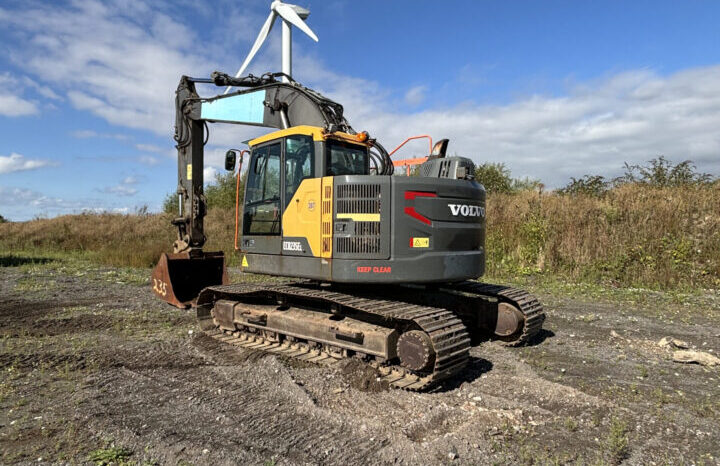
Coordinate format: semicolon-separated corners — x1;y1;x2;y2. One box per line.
248;125;369;147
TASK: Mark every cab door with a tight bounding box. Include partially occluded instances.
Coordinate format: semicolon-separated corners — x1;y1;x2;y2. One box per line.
241;141;282;255
281;135;320;257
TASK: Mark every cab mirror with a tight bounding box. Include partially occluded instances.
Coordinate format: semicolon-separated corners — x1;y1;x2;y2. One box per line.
224;150;236;171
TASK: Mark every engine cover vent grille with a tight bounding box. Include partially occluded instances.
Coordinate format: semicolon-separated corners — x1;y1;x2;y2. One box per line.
337;199;380;214
336;184;380;199
334;182;385;257
354;221;381;236
336;184;381;215
337;237;381;254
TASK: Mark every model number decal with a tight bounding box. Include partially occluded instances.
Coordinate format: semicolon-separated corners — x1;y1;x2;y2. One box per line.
357;266;392;273
283;241;303;252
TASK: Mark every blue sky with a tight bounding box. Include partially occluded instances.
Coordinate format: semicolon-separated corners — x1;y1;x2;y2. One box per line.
1;0;719;220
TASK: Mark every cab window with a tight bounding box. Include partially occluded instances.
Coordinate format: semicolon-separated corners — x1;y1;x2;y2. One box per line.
284;135;314;208
243;143;281;235
326;141;368;176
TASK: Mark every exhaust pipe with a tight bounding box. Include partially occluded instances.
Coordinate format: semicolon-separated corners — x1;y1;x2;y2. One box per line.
151;250;228;308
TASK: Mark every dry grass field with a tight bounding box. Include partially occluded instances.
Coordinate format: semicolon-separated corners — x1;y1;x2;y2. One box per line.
2;183;718;290
487;183;720;289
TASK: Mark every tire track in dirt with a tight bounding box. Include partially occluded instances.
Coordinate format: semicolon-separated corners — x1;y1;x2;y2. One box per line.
79;337;392;465
2;262;719;464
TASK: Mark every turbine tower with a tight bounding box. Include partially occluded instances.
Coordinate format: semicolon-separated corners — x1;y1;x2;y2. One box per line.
226;0;318;92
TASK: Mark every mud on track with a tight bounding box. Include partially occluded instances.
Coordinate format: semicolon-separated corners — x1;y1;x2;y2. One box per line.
0;257;719;465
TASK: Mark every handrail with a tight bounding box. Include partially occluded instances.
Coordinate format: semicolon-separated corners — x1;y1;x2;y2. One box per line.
234;150;250;251
388;135;433;175
388;135;433;157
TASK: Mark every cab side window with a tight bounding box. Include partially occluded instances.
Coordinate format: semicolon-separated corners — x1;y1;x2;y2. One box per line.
284;135;314;209
326;141;369;176
243;143;281;235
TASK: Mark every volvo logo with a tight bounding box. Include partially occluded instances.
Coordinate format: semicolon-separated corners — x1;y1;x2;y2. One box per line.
448;204;485;218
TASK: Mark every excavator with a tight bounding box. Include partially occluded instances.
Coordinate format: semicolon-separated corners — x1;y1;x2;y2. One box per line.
150;70;545;390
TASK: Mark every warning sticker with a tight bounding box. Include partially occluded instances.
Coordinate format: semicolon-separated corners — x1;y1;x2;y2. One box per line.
186;164;192;180
241;255;249;267
410;237;430;248
357;266;392;273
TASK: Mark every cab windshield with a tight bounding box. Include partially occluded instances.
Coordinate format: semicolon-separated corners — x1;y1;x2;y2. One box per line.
326;140;369;176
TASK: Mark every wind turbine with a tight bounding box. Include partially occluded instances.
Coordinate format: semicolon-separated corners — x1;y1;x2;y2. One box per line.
225;0;318;93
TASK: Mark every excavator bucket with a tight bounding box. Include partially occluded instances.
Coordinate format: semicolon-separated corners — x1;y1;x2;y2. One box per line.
151;251;228;308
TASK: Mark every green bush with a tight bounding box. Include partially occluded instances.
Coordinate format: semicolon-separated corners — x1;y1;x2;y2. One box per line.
474;162;541;194
163;171;246;214
616;156;713;187
512;176;543;192
559;175;610;197
162;192;177;215
474;162;514;194
206;171;245;209
560;157;715;198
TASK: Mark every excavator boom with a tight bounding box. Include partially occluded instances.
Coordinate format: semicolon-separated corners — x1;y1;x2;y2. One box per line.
152;72;358;307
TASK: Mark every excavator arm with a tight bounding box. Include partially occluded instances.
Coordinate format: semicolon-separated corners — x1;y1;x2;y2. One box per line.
153;71;355;307
172;71;353;252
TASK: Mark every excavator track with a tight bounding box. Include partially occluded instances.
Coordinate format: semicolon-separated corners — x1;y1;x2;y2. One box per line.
197;282;472;391
196;281;545;390
451;281;546;346
369;281;546;346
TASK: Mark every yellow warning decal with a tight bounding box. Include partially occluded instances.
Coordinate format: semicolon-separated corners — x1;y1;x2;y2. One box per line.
241;255;249;267
411;237;430;248
186;164;192;180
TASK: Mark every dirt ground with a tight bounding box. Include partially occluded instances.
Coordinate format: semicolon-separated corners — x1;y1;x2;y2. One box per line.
1;255;719;465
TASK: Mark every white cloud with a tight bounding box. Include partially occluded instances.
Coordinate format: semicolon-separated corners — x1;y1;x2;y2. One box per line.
71;129;129;140
135;143;173;157
0;187;82;217
135;143;164;153
0;93;39;116
203;166;219;183
1;1;213;135
404;85;427;106
302;61;720;185
99;175;140;196
2;1;718;188
138;155;161;166
0;153;53;174
21;76;63;101
71;129;99;139
101;185;138;196
0;187;146;221
0;72;40;116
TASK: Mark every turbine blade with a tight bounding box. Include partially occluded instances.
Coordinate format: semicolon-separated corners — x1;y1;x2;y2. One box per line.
235;11;277;78
274;3;319;42
224;11;277;94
